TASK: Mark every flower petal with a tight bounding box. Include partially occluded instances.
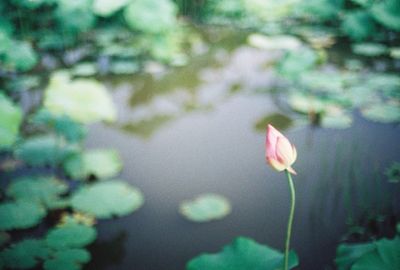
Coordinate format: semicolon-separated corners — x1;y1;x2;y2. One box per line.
267;158;286;172
276;136;295;167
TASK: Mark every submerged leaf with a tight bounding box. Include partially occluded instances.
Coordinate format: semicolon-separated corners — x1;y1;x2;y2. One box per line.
0;201;46;230
180;194;231;222
70;181;144;218
187;237;298;270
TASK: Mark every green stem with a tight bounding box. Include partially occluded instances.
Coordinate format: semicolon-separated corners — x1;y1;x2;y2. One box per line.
284;170;296;270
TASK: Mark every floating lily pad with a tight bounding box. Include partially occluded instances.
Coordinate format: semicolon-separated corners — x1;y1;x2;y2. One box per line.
336;236;400;270
321;113;353;129
124;0;178;34
14;134;79;166
371;0;400;31
187;237;299;270
361;103;400;123
6;176;69;209
352;43;388;56
0;239;49;269
0;93;22;149
276;47;319;79
247;34;302;51
71;181;144;218
288;93;327;114
44;72;116;124
30;109;87;143
71;63;97;77
390;47;400;59
45;221;96;250
180;194;231;222
63;149;123;180
385;162;400;183
109;61;140;75
44;248;91;270
92;0;130;17
255;113;293;132
0;201;46;230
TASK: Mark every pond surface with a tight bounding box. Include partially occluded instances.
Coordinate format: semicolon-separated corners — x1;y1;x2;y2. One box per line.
83;27;400;270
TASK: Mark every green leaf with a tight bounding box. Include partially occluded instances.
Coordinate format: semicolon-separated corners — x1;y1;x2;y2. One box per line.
341;10;376;41
371;0;400;31
70;181;144;218
124;0;178;33
352;43;388;57
335;242;376;270
187;237;299;270
321;112;353;129
92;0;130;17
3;41;38;72
44;248;91;270
180;194;231;222
6;176;69;209
63;149;123;180
247;34;302;51
14;134;79;166
44;72;116;124
0;201;46;230
55;0;95;33
0;239;50;269
361;103;400;123
254;113;293;132
0;93;22;149
45;221;96;250
276;47;319;80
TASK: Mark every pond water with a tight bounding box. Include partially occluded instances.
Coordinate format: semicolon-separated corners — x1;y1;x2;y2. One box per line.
83;27;400;269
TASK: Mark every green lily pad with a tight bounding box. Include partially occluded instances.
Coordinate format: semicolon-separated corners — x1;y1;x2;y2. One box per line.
109;61;140;75
6;176;69;209
0;239;50;269
30;109;87;143
70;181;144;218
352;43;388;56
46;221;96;250
180;194;231;222
390;47;400;59
276;47;319;79
14;134;79;166
0;201;46;230
288;93;330;114
71;63;98;77
385;162;400;183
63;149;123;180
247;34;302;51
124;0;178;34
187;237;299;270
361;103;400;123
321;113;353;129
335;242;376;270
3;41;38;72
254;113;293;132
0;93;22;149
92;0;130;17
371;0;400;31
44;72;116;124
44;248;91;270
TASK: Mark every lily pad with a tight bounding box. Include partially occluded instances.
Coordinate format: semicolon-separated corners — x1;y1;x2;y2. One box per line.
63;149;123;180
254;113;293;132
361;103;400;123
70;181;144;218
71;63;97;77
6;176;69;209
288;93;328;114
247;34;302;51
124;0;178;34
45;221;96;250
44;248;91;270
390;47;400;59
92;0;130;17
321;113;353;129
180;194;231;222
187;237;299;270
0;201;46;230
335;242;376;270
385;162;400;183
276;47;319;79
352;43;388;56
0;93;22;149
44;72;116;124
0;239;49;269
14;134;79;166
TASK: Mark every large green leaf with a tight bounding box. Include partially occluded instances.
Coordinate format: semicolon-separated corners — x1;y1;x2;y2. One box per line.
180;194;231;222
14;134;79;166
0;239;50;269
6;176;69;209
371;0;400;31
3;41;38;72
187;237;299;270
43;248;91;270
124;0;178;33
44;72;116;124
92;0;130;17
45;221;96;250
55;0;95;33
70;181;144;218
335;242;376;270
0;93;22;149
341;10;376;41
0;201;46;230
63;149;123;180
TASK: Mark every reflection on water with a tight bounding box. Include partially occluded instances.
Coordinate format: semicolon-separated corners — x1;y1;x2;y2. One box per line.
86;27;400;270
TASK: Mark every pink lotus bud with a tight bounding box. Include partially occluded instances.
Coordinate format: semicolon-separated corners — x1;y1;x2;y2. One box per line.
266;124;297;174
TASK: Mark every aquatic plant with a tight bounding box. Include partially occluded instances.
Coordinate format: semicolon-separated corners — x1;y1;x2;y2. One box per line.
266;124;297;270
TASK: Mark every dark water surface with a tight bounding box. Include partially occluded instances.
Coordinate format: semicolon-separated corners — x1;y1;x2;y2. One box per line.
84;29;400;270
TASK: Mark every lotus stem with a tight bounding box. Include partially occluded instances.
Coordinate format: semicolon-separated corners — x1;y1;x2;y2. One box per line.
284;169;296;270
